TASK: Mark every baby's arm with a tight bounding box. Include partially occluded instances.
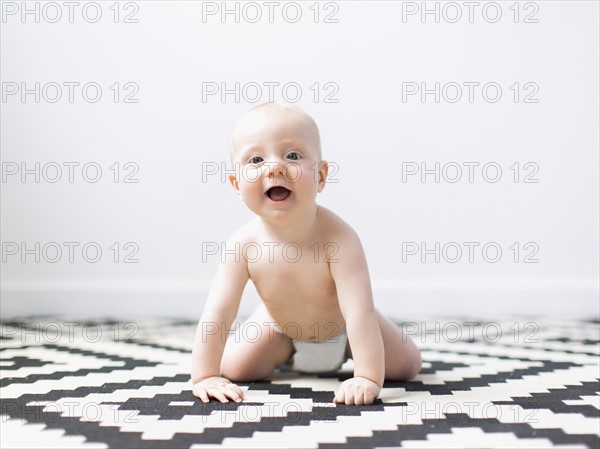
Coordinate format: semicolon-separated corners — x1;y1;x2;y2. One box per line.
191;234;249;403
330;228;385;405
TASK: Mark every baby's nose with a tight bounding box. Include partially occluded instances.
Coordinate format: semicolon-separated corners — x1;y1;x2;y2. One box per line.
264;160;285;177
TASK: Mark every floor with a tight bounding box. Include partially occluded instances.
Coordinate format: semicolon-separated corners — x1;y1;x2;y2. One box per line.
1;316;598;448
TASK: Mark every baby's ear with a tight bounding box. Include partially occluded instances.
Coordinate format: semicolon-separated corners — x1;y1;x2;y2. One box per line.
228;174;241;197
317;160;329;193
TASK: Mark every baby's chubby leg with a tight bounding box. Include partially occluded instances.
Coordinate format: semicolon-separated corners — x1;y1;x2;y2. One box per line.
351;310;421;380
220;304;294;382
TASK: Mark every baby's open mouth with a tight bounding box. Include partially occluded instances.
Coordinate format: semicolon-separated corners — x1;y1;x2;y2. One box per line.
265;186;291;202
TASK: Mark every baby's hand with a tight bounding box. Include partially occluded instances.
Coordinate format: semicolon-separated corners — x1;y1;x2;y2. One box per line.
333;376;381;405
192;376;244;404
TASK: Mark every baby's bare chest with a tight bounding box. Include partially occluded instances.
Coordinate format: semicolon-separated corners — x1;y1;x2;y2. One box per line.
246;241;338;302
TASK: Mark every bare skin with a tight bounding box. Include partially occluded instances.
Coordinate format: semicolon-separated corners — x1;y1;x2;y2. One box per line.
191;103;422;405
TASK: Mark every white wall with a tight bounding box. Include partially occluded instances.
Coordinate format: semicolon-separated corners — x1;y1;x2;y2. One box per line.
1;1;598;319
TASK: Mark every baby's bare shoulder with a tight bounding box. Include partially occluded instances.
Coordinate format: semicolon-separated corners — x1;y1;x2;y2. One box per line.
227;218;261;246
318;206;367;274
317;206;362;244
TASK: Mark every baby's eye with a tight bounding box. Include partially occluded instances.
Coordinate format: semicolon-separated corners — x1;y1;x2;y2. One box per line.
249;156;263;164
286;152;301;161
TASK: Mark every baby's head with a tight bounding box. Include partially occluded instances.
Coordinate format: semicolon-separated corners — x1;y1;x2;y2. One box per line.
228;102;328;221
229;102;322;162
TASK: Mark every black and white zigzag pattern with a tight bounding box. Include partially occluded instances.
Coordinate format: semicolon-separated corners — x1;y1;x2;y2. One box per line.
1;317;598;448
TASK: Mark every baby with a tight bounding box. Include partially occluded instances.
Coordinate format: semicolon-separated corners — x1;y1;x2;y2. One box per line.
191;102;422;405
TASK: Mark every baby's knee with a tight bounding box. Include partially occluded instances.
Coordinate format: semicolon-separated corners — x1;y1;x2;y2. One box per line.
407;351;422;379
387;349;422;381
221;359;256;382
221;356;271;382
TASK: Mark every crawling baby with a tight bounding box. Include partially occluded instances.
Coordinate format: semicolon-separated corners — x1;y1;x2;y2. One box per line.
191;102;422;405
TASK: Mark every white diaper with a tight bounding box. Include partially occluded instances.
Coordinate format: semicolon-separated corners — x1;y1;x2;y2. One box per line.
282;330;349;373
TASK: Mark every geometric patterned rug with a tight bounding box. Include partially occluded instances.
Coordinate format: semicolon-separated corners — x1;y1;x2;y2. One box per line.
1;317;598;448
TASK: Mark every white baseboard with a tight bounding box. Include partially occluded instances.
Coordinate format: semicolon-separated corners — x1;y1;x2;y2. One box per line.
1;279;598;320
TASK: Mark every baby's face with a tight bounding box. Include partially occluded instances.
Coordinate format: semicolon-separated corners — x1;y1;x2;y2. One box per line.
229;110;328;223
